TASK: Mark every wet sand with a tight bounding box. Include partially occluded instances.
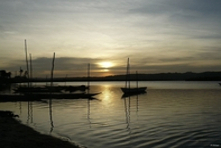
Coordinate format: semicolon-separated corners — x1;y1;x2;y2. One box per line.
0;111;83;148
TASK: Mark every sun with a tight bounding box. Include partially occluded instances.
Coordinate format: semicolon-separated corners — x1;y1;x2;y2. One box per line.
98;62;113;68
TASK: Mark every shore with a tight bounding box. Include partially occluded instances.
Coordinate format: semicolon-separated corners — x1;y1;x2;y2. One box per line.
0;111;83;148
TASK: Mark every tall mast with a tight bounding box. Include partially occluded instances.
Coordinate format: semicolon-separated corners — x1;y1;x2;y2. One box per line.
49;52;55;133
29;53;33;87
125;58;130;89
87;63;90;93
50;52;55;87
125;58;129;88
24;39;29;87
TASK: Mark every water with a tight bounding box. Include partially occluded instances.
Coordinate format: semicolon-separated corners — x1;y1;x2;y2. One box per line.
1;81;221;148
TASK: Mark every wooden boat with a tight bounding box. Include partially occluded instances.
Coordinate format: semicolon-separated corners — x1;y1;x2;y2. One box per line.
121;58;147;94
13;86;63;93
5;51;100;102
121;87;147;94
53;85;89;93
13;84;89;93
0;92;100;102
23;92;100;99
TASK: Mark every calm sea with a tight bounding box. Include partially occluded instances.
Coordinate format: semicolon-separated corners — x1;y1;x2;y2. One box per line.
1;81;221;148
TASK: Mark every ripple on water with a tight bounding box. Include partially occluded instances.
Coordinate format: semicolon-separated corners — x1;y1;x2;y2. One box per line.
2;82;221;148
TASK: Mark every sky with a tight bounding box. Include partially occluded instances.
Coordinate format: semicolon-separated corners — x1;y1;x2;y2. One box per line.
1;0;221;77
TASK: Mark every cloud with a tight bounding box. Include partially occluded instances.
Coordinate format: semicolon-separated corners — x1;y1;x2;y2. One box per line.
5;56;123;77
1;0;221;77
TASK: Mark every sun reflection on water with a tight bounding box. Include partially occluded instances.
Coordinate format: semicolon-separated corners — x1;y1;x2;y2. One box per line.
97;84;121;111
101;84;111;101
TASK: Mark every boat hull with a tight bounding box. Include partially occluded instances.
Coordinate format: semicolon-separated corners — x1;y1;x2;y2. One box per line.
0;92;100;102
121;87;147;94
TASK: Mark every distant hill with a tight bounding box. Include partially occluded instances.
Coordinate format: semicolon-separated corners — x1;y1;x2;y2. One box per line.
9;71;221;83
103;71;221;81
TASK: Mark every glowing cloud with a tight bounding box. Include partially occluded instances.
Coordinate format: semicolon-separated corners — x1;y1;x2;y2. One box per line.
98;62;114;68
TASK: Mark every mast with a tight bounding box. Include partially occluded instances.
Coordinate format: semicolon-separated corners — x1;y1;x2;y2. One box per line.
49;52;55;133
24;39;29;87
50;52;55;87
87;63;90;93
125;58;130;88
29;53;33;87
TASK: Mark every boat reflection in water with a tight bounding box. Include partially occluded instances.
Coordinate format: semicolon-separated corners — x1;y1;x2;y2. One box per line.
121;91;146;98
122;90;144;136
1;81;221;148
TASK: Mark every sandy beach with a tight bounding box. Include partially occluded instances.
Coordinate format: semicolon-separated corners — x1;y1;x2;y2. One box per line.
0;110;82;148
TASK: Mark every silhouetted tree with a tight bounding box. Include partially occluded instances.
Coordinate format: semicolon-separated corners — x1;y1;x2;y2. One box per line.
19;67;23;77
0;70;11;79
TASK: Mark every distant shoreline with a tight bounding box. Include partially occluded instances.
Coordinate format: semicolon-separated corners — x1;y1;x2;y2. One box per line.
2;71;221;83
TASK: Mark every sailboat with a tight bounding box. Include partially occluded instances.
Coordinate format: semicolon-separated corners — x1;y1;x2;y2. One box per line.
121;58;147;94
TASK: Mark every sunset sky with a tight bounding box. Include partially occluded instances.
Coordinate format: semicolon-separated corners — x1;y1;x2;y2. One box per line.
1;0;221;77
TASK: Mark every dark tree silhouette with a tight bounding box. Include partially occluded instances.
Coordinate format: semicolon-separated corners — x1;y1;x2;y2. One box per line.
19;67;23;77
0;70;11;78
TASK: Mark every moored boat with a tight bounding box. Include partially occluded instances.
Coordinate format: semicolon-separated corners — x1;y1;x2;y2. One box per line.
13;84;89;94
121;87;147;94
0;92;101;102
13;86;62;93
121;58;147;94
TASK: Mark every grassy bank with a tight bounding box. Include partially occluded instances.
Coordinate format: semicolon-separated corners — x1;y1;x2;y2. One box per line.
0;111;83;148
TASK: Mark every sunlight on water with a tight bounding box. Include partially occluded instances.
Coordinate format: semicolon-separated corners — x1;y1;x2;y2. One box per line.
1;81;221;148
